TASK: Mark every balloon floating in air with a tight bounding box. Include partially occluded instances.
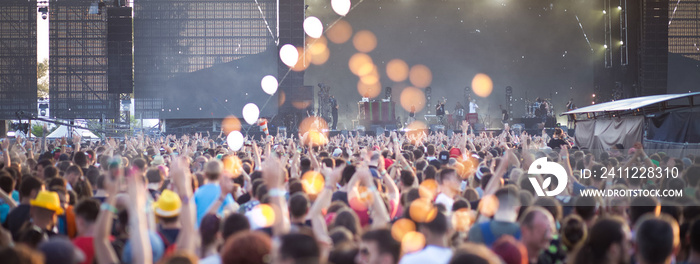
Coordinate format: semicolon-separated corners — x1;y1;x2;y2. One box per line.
303;16;324;38
242;103;260;125
279;44;299;68
227;131;244;151
261;75;279;95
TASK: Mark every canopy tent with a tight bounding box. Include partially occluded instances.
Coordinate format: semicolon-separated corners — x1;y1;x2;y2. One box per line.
562;92;700;118
564;92;700;155
46;125;100;139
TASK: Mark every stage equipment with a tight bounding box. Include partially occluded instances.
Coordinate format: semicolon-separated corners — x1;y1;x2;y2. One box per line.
505;86;513;122
0;0;37;119
426;86;432;114
358;101;396;127
50;0;119;119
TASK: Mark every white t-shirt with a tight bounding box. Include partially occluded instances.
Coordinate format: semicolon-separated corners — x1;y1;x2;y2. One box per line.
435;193;454;212
399;245;453;264
469;102;478;113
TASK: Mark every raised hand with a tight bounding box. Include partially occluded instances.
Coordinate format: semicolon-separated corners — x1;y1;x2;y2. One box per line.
104;165;122;197
73;133;81;145
559;145;569;158
171;156;192;196
262;156;284;189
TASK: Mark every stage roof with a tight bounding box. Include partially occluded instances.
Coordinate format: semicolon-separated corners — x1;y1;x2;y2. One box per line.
562;92;700;117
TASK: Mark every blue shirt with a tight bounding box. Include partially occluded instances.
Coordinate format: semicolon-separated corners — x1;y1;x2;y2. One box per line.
0;191;20;224
193;183;235;227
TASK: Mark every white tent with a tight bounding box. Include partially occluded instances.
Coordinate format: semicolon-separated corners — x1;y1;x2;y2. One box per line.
46;125;100;139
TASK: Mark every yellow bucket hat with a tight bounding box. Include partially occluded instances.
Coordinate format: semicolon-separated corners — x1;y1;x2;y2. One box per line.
153;189;182;218
30;190;64;215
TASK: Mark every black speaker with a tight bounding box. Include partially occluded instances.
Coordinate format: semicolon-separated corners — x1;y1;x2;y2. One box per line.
107;7;133;94
430;125;445;133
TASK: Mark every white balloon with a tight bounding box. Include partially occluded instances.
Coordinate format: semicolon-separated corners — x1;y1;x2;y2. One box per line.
242;103;260;125
331;0;351;16
260;75;278;95
227;131;244;151
279;44;299;67
303;16;323;38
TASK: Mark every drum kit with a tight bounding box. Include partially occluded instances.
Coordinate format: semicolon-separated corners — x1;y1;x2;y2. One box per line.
524;98;554;118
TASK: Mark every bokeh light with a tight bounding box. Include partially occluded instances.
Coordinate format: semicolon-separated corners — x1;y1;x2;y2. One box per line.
357;80;381;98
311;48;330;65
405;121;428;144
331;0;351;16
250;204;276;228
409;64;432;88
360;70;380;85
308;35;327;52
400;87;426;112
301;171;325;195
458;157;479;179
386;59;409;82
472;73;494;98
221;115;241;135
292;100;312;109
299;116;329;146
226;131;244;151
452;208;476;232
303;16;323;38
222;155;242;178
260;75;278;95
291;46;312;72
409;198;437;223
357;63;376;77
242;103;260;125
353;30;377;53
278;91;286;106
401;231;426;253
478;194;500;218
349;53;373;76
326;19;353;44
418;179;438;200
391;218;416;242
348;185;373;211
279;44;299;67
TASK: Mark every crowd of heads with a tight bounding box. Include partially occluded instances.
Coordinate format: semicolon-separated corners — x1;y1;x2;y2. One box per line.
0;125;698;264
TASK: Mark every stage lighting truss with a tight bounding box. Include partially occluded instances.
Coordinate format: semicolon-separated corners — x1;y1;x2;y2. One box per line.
505;86;513;121
426;86;432;114
38;1;49;20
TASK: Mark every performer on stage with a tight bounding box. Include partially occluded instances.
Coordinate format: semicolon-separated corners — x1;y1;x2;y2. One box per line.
454;102;465;117
499;105;508;124
566;98;575;111
408;105;416;123
566;98;575;128
436;97;446;124
468;98;479;114
330;95;338;130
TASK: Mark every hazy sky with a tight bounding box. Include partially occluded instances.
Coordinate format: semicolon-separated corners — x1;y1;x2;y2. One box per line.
37;15;48;62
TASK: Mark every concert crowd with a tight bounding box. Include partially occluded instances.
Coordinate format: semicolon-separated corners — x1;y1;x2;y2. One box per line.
0;122;698;264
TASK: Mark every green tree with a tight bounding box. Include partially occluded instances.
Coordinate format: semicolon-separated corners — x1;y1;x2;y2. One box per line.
130;115;140;129
37;58;49;98
31;123;57;138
